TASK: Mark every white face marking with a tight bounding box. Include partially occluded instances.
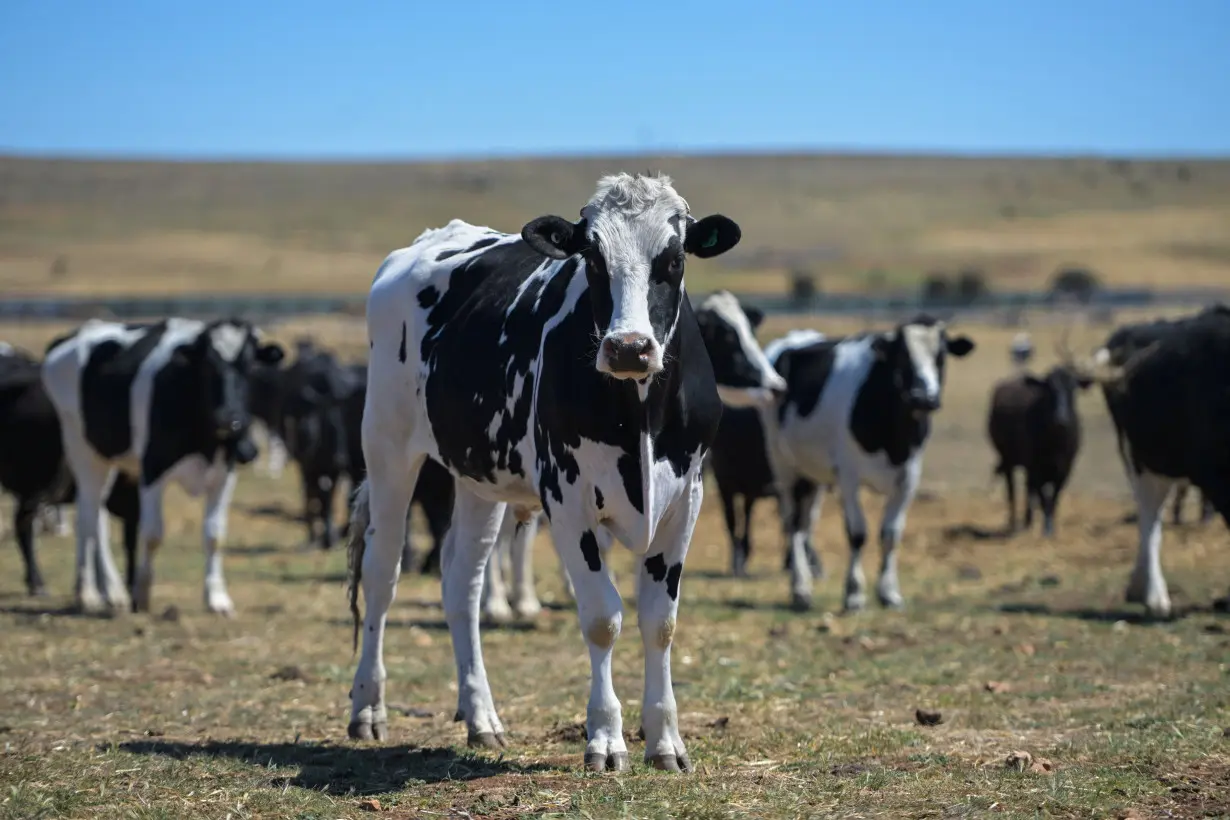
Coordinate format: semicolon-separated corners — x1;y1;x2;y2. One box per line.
209;323;249;362
901;324;944;401
700;290;787;399
584;173;689;378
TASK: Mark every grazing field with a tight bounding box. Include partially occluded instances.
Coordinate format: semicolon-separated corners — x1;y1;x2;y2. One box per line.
3;154;1230;300
2;316;1229;819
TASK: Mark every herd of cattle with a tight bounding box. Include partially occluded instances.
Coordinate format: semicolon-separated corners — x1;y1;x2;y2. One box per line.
1;173;1227;773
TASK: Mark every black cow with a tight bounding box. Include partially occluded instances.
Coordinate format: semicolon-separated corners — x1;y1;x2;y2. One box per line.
766;317;975;611
1089;305;1230;617
346;173;761;773
1;344;140;597
41;318;283;615
988;365;1092;536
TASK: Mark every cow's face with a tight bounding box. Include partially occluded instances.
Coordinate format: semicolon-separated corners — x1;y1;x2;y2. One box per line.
285;353;356;474
873;317;975;413
189;320;284;464
695;291;786;407
521;173;741;381
1043;365;1092;427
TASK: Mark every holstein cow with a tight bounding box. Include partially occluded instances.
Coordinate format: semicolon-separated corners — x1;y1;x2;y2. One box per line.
0;344;141;597
988;364;1092;536
1088;306;1230;618
766;317;975;611
709;329;823;577
346;173;746;772
42;318;284;615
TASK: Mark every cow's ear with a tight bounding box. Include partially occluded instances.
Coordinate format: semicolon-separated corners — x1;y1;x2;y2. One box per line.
744;305;765;329
872;334;894;361
946;335;975;357
256;343;285;365
522;216;589;260
685;215;741;258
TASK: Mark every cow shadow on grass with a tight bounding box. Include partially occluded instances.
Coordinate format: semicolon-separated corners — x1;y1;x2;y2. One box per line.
327;617;541;633
238;501;303;524
995;601;1223;624
117;738;554;794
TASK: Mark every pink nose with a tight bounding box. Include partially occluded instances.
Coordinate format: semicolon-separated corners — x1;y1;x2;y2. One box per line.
602;334;653;373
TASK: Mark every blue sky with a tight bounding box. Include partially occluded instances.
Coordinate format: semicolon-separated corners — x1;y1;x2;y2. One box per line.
1;0;1227;159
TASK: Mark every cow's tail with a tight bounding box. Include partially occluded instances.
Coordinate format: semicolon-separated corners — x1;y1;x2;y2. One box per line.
346;479;372;655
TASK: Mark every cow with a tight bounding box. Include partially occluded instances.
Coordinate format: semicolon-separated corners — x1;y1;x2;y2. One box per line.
345;173;748;773
1086;306;1230;618
708;329;824;577
1009;332;1034;370
987;364;1092;536
765;317;976;611
1;344;141;597
41;317;284;615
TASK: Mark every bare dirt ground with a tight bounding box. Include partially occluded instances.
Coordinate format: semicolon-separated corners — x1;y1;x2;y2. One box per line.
1;316;1228;819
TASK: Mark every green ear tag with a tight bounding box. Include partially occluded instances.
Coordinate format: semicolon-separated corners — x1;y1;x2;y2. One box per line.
702;230;718;249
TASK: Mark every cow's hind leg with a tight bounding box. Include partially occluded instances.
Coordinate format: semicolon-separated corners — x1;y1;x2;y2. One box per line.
14;497;47;596
719;488;744;577
64;442;123;614
349;456;418;742
553;508;626;771
509;512;542;620
779;470;820;610
837;469;870;612
442;489;508;749
1125;471;1174;618
481;508;515;624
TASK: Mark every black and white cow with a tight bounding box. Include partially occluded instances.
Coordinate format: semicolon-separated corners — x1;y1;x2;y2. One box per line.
1089;306;1230;618
766;317;975;611
347;173;746;773
708;329;825;577
41;318;284;615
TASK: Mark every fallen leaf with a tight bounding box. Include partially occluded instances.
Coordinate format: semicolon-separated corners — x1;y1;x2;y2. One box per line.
984;681;1012;694
915;709;943;726
1014;643;1036;657
358;797;382;812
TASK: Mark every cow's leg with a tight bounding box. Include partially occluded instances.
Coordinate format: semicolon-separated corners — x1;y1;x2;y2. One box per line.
837;470;870;612
349;457;419;742
1171;483;1187;526
1125;471;1174;618
301;469;320;548
638;474;703;774
551;509;625;772
1040;480;1061;538
1003;468;1017;533
133;482;166;614
64;442;122;613
509;514;542;620
719;489;744;577
875;466;919;609
441;489;508;748
266;432;287;479
121;508;139;600
481;509;515;624
319;473;339;550
201;470;238;615
797;479;824;578
782;473;822;611
14;497;47;596
739;494;757;575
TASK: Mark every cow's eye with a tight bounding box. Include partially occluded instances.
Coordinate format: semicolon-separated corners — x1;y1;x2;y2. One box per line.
668;255;684;276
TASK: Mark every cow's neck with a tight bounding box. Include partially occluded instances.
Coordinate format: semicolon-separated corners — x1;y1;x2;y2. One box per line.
855;360;931;463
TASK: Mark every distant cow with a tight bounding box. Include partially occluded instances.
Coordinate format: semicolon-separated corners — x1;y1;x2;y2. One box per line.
766;317;975;611
347;173;751;773
1088;306;1230;617
1;343;140;597
708;328;823;577
42;318;284;615
988;364;1092;536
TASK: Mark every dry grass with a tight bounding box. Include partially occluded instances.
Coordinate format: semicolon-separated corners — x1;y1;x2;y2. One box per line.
1;317;1229;819
3;154;1230;299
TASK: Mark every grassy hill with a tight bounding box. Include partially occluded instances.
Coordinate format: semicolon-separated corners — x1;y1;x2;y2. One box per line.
2;153;1229;298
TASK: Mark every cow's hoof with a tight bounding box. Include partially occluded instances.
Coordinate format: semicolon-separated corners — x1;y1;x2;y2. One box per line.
789;592;812;612
877;591;905;610
467;731;507;750
347;720;387;741
584;751;629;772
648;753;693;773
842;593;867;613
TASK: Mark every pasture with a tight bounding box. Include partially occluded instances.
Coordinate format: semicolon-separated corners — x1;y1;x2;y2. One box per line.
1;315;1227;819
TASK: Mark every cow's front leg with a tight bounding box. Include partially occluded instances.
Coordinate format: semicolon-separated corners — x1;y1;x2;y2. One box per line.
554;512;626;772
837;468;869;612
637;475;703;773
134;482;166;613
442;490;508;748
875;465;919;610
201;470;238;615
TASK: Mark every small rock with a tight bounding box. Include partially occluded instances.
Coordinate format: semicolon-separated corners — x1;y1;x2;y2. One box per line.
957;565;983;581
769;624;788;638
159;605;181;623
707;716;730;731
915;709;943;726
358;797;382;812
1222;726;1230;738
984;681;1012;694
1038;575;1061;588
830;762;871;777
1005;750;1055;774
270;665;312;683
144;728;164;737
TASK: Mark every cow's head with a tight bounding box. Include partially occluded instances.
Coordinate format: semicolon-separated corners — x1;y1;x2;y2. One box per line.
695;291;786;407
180;319;284;465
283;351;358;475
872;316;975;413
1035;365;1093;428
521;173;741;381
